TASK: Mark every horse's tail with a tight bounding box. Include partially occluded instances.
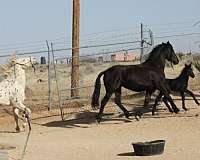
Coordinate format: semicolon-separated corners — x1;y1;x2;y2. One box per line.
91;71;105;109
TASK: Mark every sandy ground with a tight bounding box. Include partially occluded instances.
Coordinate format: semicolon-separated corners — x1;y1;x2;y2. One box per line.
0;95;200;160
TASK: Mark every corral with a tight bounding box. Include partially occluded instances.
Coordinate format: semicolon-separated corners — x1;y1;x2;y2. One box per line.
0;1;200;159
0;59;200;160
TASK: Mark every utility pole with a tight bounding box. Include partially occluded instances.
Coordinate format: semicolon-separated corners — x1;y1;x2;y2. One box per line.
140;23;144;62
71;0;80;97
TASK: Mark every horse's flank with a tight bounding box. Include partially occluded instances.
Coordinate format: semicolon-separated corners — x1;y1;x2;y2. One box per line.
0;64;25;105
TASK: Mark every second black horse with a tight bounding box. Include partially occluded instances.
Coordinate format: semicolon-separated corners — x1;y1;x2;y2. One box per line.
152;62;200;115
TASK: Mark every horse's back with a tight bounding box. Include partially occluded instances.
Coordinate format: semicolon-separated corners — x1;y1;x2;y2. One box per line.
103;64;156;92
166;78;188;92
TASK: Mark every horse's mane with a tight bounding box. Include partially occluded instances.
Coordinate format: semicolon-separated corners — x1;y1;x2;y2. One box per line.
144;43;164;62
0;56;17;76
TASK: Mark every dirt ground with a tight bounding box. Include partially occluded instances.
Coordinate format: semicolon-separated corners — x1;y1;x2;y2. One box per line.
1;94;200;160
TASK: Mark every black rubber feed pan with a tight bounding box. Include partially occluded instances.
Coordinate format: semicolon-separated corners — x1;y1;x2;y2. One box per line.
132;140;165;156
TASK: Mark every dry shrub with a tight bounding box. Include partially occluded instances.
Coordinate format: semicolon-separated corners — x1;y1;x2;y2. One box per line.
193;56;200;72
84;63;95;74
25;87;34;98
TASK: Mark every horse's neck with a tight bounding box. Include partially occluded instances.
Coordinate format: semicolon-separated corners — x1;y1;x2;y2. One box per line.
144;52;166;71
177;70;189;82
11;65;26;88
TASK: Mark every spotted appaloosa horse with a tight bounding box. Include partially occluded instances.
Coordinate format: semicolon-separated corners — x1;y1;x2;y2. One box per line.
0;56;36;132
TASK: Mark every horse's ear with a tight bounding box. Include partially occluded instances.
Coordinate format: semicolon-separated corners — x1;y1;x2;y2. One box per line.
162;42;166;45
185;60;192;67
167;41;171;46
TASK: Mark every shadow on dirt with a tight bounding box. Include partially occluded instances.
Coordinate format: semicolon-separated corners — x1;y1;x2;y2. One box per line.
42;110;133;128
117;152;136;157
0;131;17;134
41;105;199;129
40;91;200;129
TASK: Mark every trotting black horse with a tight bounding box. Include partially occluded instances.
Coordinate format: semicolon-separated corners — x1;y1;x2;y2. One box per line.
91;41;179;123
151;62;200;115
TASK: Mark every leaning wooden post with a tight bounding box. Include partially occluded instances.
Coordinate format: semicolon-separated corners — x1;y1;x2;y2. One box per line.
46;40;51;111
51;43;64;120
71;0;80;98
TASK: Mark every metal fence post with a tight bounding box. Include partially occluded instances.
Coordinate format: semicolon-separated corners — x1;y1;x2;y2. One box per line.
51;43;64;120
46;40;51;111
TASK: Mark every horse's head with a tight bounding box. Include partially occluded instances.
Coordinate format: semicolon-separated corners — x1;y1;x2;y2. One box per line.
185;62;195;78
12;57;37;73
164;41;179;65
15;57;37;68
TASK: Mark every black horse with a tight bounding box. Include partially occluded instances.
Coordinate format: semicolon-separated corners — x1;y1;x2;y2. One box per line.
91;41;179;123
151;62;200;115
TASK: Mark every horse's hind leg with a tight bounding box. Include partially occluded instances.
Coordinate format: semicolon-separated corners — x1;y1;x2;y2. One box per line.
185;89;200;106
114;88;129;119
13;108;20;132
158;85;180;113
96;92;112;123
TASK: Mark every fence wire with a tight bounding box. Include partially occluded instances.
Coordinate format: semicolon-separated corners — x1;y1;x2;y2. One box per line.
0;31;199;122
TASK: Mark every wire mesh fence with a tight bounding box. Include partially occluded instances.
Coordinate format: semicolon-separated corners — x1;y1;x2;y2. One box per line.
0;37;150;131
0;29;199;126
49;42;147;120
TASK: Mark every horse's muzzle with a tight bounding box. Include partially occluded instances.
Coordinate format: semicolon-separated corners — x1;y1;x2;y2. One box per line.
173;59;179;65
31;64;36;73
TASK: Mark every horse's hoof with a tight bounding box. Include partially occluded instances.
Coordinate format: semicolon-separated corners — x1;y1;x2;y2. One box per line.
135;115;140;121
124;111;130;119
92;106;98;110
15;127;20;132
174;108;180;114
138;112;142;118
95;115;101;124
183;107;188;111
134;113;141;121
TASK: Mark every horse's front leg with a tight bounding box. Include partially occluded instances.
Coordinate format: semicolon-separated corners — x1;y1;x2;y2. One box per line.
114;88;130;119
180;91;187;111
157;83;180;114
17;102;31;129
135;91;152;120
162;97;174;113
152;92;163;115
185;89;200;106
13;108;20;132
152;92;173;115
144;91;152;107
11;99;31;130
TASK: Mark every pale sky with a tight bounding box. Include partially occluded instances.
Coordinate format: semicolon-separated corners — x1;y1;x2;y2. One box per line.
0;0;199;59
